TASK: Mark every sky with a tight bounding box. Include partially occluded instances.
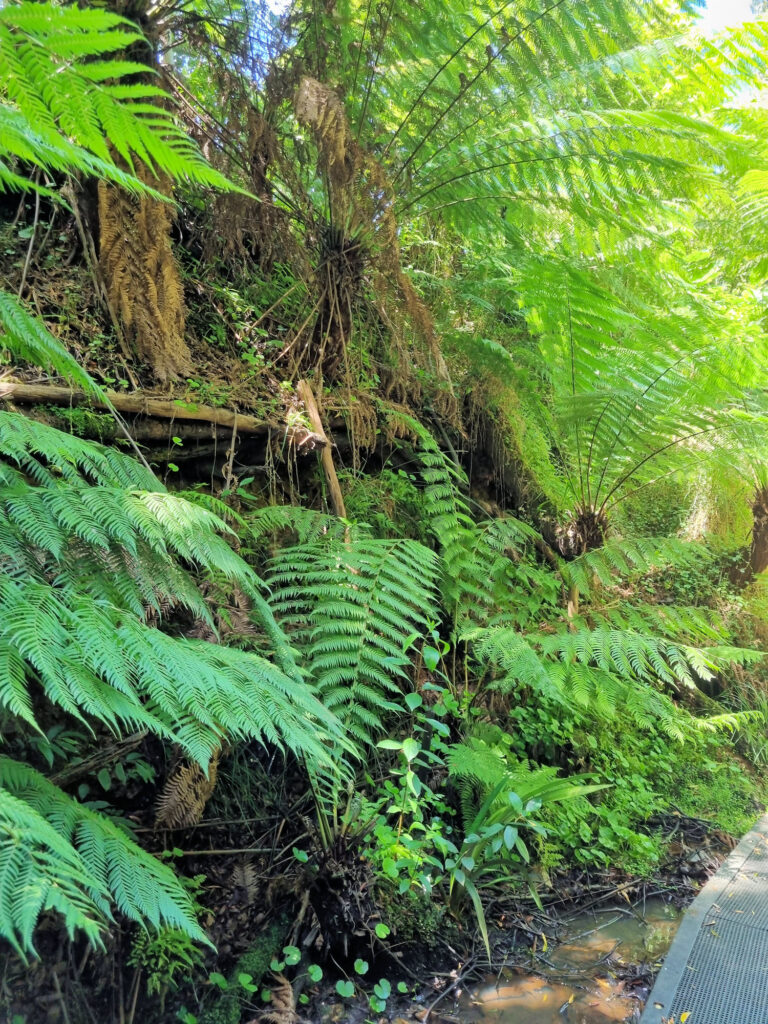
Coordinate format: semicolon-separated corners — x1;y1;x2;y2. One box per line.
698;0;755;32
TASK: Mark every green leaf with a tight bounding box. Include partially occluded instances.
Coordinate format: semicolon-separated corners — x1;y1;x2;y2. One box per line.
378;739;404;751
353;958;369;975
423;646;440;671
336;980;355;998
402;738;420;762
374;978;391;999
374;922;391;939
308;964;323;982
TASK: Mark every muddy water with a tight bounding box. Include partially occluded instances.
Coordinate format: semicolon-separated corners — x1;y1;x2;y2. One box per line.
459;897;681;1023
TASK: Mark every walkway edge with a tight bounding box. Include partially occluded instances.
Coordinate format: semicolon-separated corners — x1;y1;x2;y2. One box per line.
639;814;768;1023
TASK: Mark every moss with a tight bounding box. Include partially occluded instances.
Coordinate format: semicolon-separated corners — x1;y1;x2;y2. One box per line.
377;885;450;945
670;745;766;839
200;919;289;1024
34;404;117;441
235;917;290;975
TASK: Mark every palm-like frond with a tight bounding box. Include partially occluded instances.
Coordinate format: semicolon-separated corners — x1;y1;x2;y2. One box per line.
0;2;233;194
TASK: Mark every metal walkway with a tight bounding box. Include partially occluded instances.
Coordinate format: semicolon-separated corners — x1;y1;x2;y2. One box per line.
641;815;768;1024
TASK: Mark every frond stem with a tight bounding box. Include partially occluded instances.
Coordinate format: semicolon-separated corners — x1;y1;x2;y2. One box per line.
394;0;573;182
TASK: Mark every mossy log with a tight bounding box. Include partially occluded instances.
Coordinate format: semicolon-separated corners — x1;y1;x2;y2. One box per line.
0;379;327;449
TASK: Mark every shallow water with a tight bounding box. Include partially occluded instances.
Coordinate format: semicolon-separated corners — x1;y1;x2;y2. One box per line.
458;897;681;1023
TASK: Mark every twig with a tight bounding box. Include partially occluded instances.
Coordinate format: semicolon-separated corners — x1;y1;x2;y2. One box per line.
297;379;347;519
52;970;72;1024
126;968;141;1024
562;914;623;945
18;171;41;298
423;957;480;1021
50;731;147;786
559;879;641;918
221;417;238;492
169;846;274;856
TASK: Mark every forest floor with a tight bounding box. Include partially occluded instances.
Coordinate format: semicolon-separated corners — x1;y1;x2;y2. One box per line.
300;810;735;1024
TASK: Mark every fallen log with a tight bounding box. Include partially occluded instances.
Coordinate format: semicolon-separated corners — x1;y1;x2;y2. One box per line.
0;379;327;450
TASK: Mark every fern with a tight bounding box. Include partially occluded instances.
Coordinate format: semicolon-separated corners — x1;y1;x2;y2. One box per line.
445;516;559;631
559;536;701;600
267;532;441;744
0;293;100;395
0;3;234;194
462;606;762;740
0;0;350;958
248;504;347;545
0;758;207;958
0;411;348;953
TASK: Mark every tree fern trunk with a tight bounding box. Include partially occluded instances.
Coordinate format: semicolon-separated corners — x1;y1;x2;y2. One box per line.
98;0;192;381
750;485;768;576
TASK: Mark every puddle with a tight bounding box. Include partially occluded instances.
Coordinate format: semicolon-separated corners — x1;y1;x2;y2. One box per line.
458;897;681;1023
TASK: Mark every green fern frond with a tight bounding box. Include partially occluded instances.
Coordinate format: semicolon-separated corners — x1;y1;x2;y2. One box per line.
0;294;100;394
0;3;236;194
0;758;208;958
560;536;698;599
248;504;347;545
268;534;440;744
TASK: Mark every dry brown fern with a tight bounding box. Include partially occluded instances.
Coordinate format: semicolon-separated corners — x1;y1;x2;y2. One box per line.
249;973;298;1024
155;746;220;829
98;163;191;381
231;857;260;901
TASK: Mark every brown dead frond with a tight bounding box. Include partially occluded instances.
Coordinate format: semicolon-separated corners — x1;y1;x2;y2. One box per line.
232;857;259;901
98;164;190;381
155;747;220;829
250;973;298;1024
295;78;356;196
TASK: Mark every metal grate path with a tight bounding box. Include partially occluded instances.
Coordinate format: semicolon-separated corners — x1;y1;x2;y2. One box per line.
641;816;768;1024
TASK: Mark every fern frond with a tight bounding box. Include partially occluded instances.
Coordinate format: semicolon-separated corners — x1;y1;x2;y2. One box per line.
0;3;236;194
0;294;100;394
268;534;440;744
0;758;208;957
560;536;698;599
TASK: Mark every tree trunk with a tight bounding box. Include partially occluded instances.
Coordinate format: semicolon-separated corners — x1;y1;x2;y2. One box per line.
98;0;191;381
750;485;768;576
